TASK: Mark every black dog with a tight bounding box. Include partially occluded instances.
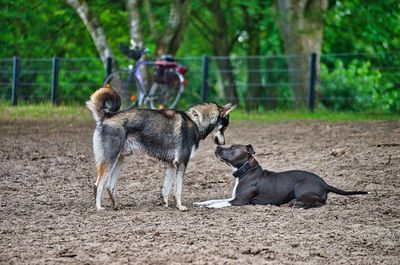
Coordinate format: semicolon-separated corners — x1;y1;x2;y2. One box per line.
194;144;368;209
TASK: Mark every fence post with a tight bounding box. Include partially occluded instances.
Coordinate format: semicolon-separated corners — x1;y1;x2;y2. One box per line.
11;56;20;106
51;57;59;105
106;57;113;77
308;53;317;112
201;55;210;102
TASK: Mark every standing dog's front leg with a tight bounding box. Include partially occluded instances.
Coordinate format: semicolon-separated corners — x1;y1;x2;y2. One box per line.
174;164;188;211
162;167;176;207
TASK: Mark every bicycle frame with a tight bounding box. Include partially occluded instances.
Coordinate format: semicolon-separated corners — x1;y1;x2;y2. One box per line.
103;45;188;109
130;60;155;106
131;60;187;107
131;60;154;86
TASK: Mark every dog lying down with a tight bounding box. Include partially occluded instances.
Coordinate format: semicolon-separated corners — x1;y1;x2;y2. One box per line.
194;144;368;209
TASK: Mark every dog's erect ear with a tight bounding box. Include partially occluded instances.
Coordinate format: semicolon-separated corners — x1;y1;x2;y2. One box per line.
191;109;199;117
221;103;236;117
246;144;255;154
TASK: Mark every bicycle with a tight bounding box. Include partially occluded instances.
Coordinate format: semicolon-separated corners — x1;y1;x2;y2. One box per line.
102;44;188;110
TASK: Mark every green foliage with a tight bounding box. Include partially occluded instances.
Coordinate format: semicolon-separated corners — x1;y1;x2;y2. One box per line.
58;58;105;104
231;109;400;122
1;1;398;60
319;60;399;113
0;1;97;58
0;102;90;121
323;0;400;54
0;1;399;113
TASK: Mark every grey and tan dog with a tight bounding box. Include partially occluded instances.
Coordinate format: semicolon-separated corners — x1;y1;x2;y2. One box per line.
87;87;235;211
194;144;368;209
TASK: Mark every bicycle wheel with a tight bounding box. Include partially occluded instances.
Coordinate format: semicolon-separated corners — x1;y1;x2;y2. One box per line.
102;70;143;109
149;70;184;109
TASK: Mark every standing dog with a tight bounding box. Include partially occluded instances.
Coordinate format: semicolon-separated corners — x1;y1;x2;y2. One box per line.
87;87;235;211
194;144;368;209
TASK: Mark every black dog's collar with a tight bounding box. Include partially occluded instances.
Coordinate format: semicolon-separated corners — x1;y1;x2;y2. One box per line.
233;156;260;180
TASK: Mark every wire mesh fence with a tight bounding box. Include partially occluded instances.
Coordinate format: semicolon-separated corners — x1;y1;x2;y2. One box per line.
205;54;307;109
0;52;399;113
319;52;400;113
58;58;104;103
18;58;53;102
0;58;13;101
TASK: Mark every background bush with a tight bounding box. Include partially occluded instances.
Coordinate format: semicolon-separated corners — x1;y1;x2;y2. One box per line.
319;60;399;113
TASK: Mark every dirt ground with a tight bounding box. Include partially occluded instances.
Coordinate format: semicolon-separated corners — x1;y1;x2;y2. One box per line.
0;117;399;264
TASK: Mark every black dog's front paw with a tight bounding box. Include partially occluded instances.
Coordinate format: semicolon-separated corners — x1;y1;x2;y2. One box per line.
193;201;207;207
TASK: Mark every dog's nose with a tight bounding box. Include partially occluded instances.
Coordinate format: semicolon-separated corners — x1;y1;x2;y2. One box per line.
213;136;224;145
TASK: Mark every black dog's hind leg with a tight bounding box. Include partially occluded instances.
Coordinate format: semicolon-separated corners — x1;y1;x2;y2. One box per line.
293;192;327;209
230;186;258;206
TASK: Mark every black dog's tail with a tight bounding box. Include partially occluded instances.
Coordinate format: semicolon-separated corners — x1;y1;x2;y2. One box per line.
326;185;368;196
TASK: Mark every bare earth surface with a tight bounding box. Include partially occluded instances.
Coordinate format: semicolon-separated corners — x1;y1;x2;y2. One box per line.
0;118;399;264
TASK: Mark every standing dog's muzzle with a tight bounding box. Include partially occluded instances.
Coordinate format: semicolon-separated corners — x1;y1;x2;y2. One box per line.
213;130;225;145
213;115;229;145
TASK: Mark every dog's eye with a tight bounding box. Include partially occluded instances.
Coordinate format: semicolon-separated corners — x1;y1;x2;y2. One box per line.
219;116;229;127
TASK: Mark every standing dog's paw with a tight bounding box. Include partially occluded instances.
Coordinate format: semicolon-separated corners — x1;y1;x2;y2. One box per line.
177;205;188;211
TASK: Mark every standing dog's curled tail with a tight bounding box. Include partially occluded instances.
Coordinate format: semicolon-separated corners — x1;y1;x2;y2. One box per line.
86;87;121;122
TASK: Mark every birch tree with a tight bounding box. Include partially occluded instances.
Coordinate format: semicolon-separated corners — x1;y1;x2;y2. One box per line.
126;0;192;57
126;0;144;49
65;0;115;70
67;0;192;68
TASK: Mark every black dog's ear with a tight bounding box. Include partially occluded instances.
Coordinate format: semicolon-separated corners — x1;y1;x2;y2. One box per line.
246;144;255;154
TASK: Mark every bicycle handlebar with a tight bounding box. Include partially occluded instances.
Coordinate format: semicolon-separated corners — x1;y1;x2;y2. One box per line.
119;43;187;75
120;43;148;61
160;54;175;62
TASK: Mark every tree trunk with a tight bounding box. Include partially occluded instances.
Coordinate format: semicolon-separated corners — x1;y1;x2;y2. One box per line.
126;0;144;48
276;0;328;107
65;0;115;70
265;58;279;110
155;0;192;57
211;1;239;105
245;36;263;111
213;54;239;104
242;4;263;111
126;0;152;90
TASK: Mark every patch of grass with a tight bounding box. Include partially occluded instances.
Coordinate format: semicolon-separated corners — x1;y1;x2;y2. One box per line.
0;103;399;122
0;103;90;121
231;109;400;122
